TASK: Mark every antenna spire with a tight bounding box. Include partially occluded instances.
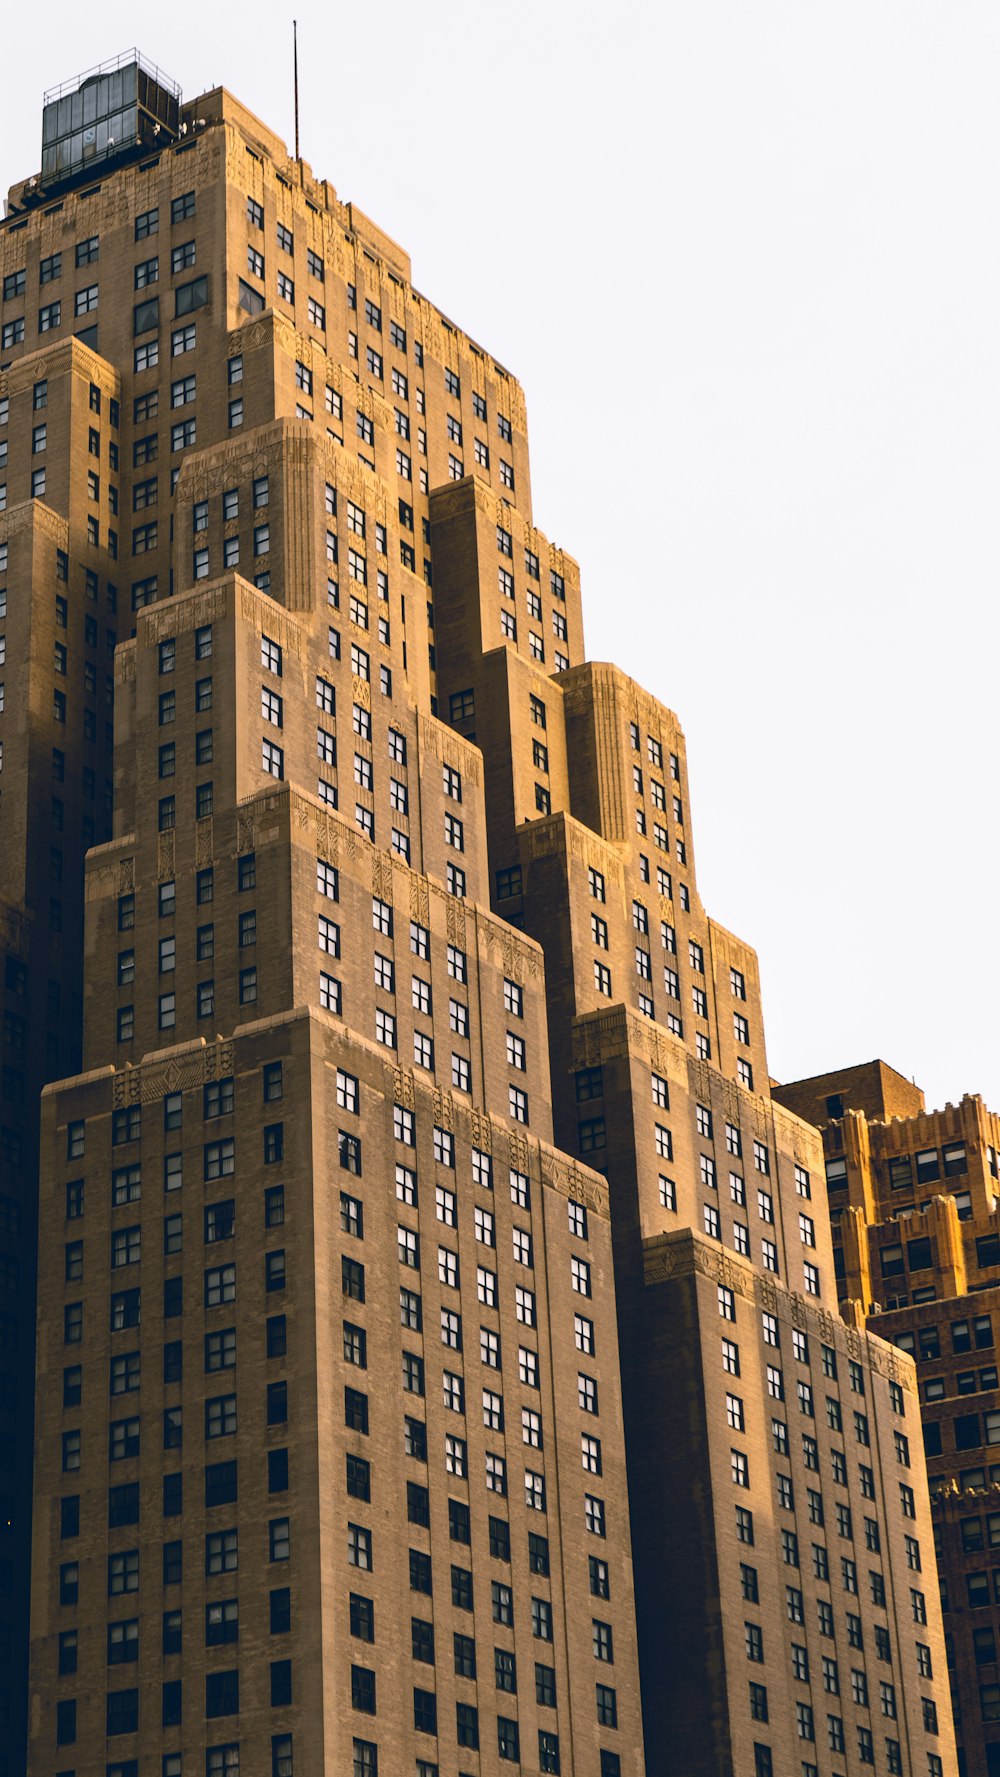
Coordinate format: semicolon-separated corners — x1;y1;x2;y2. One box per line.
293;19;300;163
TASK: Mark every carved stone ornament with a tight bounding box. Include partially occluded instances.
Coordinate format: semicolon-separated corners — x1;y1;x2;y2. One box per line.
755;1272;779;1315
143;584;230;644
372;852;393;901
229;319;270;357
539;1151;609;1218
157;832;175;882
508;1130;529;1175
391;1066;415;1110
570;1025;602;1071
315;815;337;863
85;860;118;905
446;899;466;949
508;383;527;433
688;1056;713;1103
564;821;627;892
410;878;430;927
433;1088;454;1132
237;810;257;855
213;1040;235;1081
183;435;283;507
499;930;522;985
418;714;482;786
107;1032;253;1114
470;1110;493;1155
750;1100;770;1143
139;1049;203;1103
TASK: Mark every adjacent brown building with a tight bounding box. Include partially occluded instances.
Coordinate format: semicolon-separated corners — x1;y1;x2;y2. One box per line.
0;49;957;1777
776;1060;1000;1776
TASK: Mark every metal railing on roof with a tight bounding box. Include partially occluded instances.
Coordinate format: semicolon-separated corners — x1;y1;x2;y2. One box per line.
44;49;181;106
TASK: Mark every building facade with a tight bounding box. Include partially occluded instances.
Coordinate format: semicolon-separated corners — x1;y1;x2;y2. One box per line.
0;242;121;1777
0;50;956;1777
775;1061;1000;1777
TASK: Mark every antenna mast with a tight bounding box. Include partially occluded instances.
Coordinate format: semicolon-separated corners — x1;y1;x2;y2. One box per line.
293;19;300;163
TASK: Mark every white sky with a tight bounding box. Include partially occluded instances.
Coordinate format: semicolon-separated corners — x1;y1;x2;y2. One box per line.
7;3;1000;1112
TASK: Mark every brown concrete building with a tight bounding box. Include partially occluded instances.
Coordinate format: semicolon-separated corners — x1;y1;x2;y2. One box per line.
0;294;121;1776
773;1063;926;1134
774;1063;1000;1776
2;49;955;1777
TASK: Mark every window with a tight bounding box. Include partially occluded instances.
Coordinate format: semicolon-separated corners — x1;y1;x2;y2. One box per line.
717;1284;737;1322
480;1446;507;1497
315;855;341;905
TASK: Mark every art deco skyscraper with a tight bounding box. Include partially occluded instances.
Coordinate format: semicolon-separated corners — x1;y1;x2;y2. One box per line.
0;49;957;1777
10;56;641;1777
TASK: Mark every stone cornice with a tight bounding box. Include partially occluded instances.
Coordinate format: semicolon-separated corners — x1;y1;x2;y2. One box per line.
569;1004;820;1169
0;335;120;402
558;661;685;748
0;499;67;548
571;1003;686;1079
233;783;545;985
416;710;482;786
517;810;626;894
643;1229;917;1391
428;474;579;582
